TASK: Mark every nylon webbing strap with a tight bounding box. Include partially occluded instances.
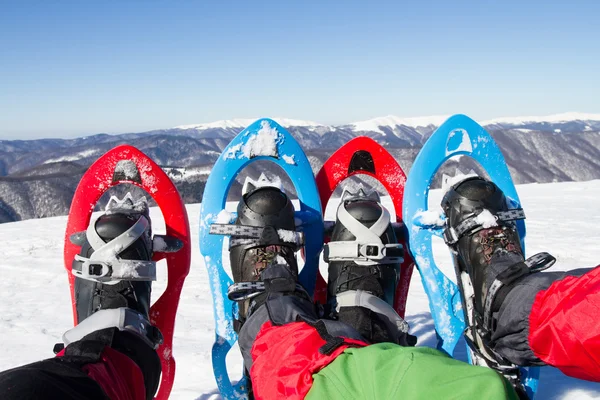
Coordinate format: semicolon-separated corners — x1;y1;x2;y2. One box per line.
227;281;308;301
62;307;163;350
483;252;556;330
73;258;156;282
330;198;401;266
325;241;403;264
444;208;526;245
72;215;156;283
210;223;304;247
335;290;410;335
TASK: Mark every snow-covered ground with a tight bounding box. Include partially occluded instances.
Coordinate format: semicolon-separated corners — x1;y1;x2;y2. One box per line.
1;180;600;399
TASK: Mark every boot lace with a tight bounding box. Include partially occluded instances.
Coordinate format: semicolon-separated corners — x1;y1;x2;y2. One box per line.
251;245;292;278
479;227;519;262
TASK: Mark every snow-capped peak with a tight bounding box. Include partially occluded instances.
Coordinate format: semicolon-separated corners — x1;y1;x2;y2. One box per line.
174;117;323;130
172;112;600;133
348;115;450;134
175;119;256;130
482;112;600;126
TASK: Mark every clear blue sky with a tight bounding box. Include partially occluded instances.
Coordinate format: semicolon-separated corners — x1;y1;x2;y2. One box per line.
1;0;599;139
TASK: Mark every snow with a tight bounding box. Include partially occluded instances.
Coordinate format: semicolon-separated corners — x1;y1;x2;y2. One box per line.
475;209;498;228
241;173;284;194
176;118;256;130
349;115;450;134
215;210;235;224
166;167;212;182
1;180;600;399
114;160;140;181
445;128;472;155
174;118;322;130
441;170;479;196
223;143;243;159
43;149;99;164
482;112;600;126
153;236;168;252
414;209;445;227
242;121;280;158
173;113;600;134
282;154;296;165
276;255;287;265
277;229;297;243
512;128;534;133
224;121;281;159
119;261;142;279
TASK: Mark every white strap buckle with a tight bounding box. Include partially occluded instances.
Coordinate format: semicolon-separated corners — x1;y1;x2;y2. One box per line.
325;241;403;264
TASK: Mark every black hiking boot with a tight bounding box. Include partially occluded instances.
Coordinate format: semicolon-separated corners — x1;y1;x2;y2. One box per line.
227;186;309;325
441;176;527;324
65;194;166;399
73;195;155;323
325;189;410;345
220;186;315;396
442;176;554;328
441;176;554;398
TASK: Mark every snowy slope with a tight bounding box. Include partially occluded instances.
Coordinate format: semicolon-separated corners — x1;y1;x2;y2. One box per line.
175;118;324;130
482;112;600;125
1;180;600;399
348;115;450;134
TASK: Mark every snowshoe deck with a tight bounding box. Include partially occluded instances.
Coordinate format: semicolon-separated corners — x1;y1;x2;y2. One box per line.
315;136;414;318
198;119;323;399
64;145;191;400
403;114;539;398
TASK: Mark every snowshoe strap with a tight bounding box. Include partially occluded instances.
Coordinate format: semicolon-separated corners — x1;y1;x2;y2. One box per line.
227;281;308;301
152;235;184;253
335;289;410;336
324;241;403;264
338;198;390;241
325;200;402;265
228;259;309;303
443;208;526;245
210;223;304;248
483;252;556;331
72;215;156;283
62;307;163;350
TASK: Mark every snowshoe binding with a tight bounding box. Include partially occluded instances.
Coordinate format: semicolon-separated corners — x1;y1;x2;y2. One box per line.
210;186;310;328
66;194;184;348
61;193;185;398
325;188;412;345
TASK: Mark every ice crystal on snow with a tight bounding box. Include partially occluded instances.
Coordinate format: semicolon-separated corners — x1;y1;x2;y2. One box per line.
441;169;479;196
282;154;296;165
475;209;498;228
216;209;235;224
414;209;445;227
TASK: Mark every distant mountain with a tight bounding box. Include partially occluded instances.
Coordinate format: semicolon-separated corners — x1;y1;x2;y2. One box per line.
1;113;599;223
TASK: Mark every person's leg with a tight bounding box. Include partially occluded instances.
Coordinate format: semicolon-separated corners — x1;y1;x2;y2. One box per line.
307;188;518;399
0;330;150;400
0;357;108;400
0;195;164;400
519;265;600;381
227;187;516;400
308;343;518;400
223;187;368;399
441;176;600;382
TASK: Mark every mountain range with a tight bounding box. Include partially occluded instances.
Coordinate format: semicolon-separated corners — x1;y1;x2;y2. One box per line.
1;112;599;223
